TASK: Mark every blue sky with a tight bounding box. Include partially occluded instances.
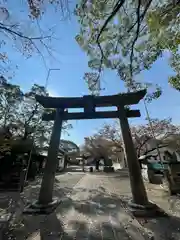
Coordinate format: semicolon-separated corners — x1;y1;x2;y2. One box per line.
2;1;180;146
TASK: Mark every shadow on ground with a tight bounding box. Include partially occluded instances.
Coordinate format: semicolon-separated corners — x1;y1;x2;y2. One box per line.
137;215;180;239
3;184;131;239
3;174;180;240
39;213;129;240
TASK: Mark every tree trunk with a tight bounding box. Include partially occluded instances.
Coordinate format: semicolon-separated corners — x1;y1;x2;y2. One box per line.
38;109;64;205
118;106;149;205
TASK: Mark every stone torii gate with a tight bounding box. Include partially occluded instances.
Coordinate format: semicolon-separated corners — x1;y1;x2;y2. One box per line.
24;89;158;216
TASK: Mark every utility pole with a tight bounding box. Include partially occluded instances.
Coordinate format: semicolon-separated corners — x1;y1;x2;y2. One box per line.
45;68;60;90
143;99;164;167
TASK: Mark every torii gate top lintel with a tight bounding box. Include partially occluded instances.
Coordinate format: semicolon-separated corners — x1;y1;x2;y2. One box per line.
35;89;147;109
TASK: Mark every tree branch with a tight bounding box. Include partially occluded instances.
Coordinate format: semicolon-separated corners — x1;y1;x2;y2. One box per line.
93;0;153;91
129;0;141;86
0;23;51;40
129;0;153;87
25;103;39;126
127;0;153;34
95;0;126;87
0;22;57;70
142;144;168;157
136;136;151;157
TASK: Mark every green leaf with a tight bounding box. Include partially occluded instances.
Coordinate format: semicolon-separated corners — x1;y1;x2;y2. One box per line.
75;34;84;47
169;75;180;92
88;59;101;70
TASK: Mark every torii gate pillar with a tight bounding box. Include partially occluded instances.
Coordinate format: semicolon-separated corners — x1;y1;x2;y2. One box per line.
118;105;158;216
38;108;64;205
118;105;148;204
24;109;64;214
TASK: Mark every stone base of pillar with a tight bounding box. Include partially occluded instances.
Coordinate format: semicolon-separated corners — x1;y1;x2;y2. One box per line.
23;198;60;215
128;200;166;217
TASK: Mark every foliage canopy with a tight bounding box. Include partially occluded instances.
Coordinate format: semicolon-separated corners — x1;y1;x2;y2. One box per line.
75;0;180;95
0;77;71;153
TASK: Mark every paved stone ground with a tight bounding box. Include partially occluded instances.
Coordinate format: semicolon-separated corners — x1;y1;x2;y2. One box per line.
138;181;180;240
2;169;180;240
53;173;147;240
0;172;85;239
107;172;180;240
4;172;151;240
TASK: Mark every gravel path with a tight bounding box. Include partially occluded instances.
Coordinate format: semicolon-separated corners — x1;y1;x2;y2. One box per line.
3;170;180;240
104;173;180;240
139;182;180;240
22;173;149;240
1;172;85;239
